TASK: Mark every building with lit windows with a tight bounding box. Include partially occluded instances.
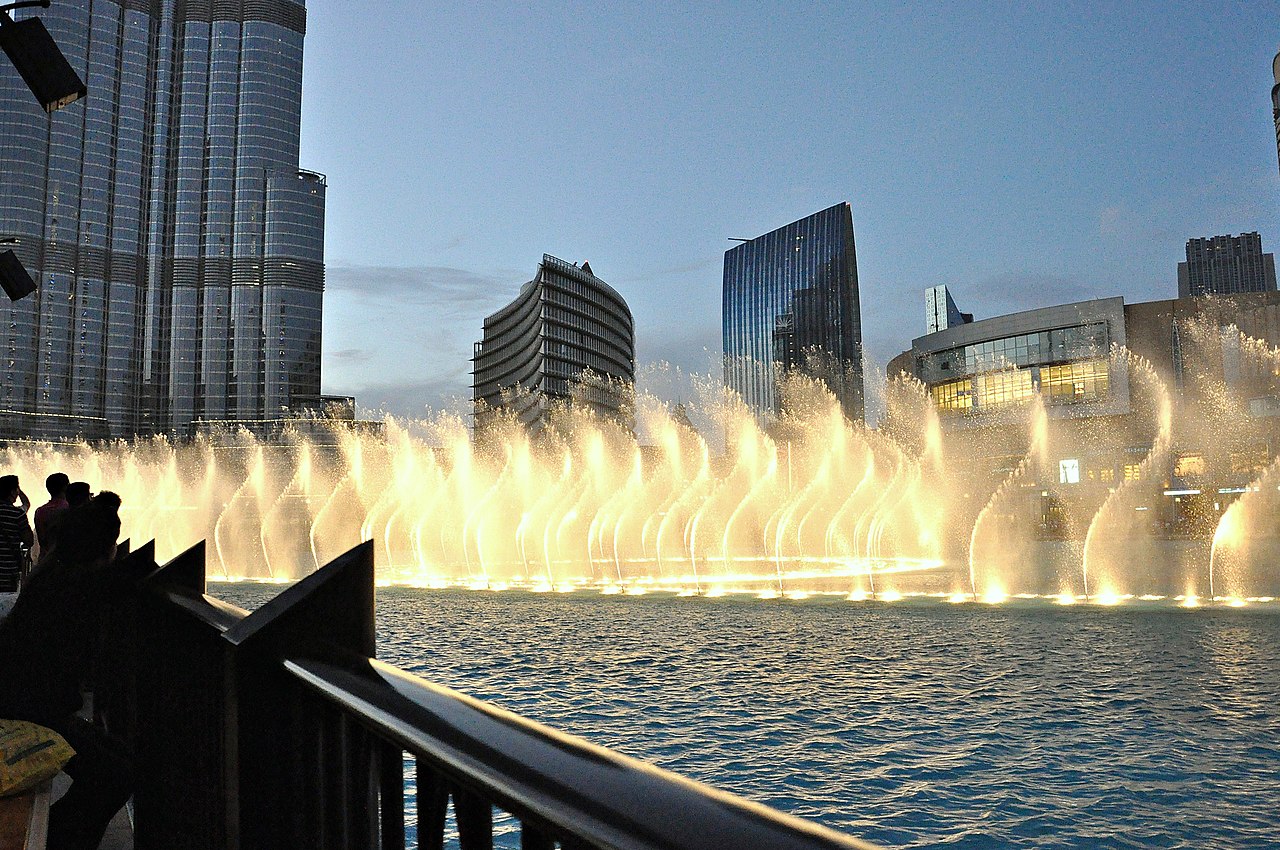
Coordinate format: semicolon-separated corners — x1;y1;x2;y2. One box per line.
902;297;1127;420
722;203;864;422
0;0;324;441
1177;233;1276;297
888;289;1280;540
472;255;634;432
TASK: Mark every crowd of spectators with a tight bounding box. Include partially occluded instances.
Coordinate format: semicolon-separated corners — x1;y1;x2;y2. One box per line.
0;470;134;849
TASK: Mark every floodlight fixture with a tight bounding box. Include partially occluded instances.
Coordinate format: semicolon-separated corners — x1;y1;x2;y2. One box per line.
0;249;36;301
0;0;86;113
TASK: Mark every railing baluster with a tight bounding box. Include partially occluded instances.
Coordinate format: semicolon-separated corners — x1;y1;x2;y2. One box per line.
324;708;351;848
521;822;555;850
454;787;493;850
379;743;406;850
416;763;449;850
352;723;375;849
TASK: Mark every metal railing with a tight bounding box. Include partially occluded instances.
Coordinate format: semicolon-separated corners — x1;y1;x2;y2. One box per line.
102;540;881;850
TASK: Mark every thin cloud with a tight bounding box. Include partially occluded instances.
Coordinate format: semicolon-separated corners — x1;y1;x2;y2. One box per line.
330;347;374;363
616;254;720;284
326;264;520;307
960;272;1102;317
323;264;526;417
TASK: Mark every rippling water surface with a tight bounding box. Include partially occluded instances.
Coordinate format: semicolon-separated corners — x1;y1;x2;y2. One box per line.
216;586;1280;849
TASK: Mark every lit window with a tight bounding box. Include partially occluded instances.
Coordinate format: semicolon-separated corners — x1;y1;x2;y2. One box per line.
1040;359;1109;404
976;368;1033;409
1059;459;1080;484
1174;454;1205;477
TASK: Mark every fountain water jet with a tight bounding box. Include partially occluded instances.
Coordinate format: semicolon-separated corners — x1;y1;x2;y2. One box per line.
1081;348;1173;601
1;352;1277;602
968;394;1049;601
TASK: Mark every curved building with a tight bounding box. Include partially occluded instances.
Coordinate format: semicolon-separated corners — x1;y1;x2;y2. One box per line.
1273;47;1280;176
473;255;634;430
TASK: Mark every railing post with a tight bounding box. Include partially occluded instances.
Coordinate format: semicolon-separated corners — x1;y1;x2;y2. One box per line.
454;787;493;850
222;541;376;848
131;541;242;850
378;743;406;850
94;540;155;737
417;763;449;850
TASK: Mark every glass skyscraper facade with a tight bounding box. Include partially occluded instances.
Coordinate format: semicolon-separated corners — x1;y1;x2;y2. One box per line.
0;0;324;440
473;255;634;431
722;202;864;422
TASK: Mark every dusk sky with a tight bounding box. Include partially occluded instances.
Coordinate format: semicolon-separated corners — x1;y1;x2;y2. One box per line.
299;2;1280;419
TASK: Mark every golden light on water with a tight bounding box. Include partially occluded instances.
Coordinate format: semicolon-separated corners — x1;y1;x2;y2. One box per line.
980;588;1009;605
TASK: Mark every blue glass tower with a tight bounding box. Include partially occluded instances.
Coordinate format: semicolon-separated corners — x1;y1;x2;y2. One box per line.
722;203;864;421
0;0;324;440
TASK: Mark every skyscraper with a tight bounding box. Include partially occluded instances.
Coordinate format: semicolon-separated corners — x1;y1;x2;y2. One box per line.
1177;233;1276;298
473;255;634;431
0;0;324;441
722;202;864;421
925;284;973;334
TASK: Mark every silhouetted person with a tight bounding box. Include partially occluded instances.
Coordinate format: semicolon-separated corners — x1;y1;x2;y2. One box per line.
0;493;135;849
33;472;70;560
0;474;32;593
65;481;91;508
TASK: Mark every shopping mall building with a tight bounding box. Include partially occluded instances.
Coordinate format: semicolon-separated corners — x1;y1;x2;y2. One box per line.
887;288;1280;541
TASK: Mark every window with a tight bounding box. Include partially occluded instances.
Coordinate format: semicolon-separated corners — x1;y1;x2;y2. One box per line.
930;378;973;411
1229;446;1269;474
1123;464;1141;482
1040;359;1109;404
976;368;1034;409
1059;459;1080;485
1174;454;1205;477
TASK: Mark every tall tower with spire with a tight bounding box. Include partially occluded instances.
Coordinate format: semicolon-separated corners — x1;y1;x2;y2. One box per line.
0;1;326;440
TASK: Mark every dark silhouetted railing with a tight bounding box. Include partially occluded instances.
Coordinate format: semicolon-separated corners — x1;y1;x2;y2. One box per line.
100;540;880;850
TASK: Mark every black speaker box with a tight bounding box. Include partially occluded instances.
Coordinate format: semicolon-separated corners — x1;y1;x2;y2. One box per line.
0;15;86;113
0;249;37;300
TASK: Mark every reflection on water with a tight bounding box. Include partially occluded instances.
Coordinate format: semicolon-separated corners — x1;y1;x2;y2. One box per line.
216;586;1280;850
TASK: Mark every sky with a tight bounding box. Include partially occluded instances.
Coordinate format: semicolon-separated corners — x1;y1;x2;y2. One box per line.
298;1;1280;419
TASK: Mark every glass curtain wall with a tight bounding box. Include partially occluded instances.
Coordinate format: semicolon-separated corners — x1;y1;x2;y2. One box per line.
0;0;324;440
722;202;864;422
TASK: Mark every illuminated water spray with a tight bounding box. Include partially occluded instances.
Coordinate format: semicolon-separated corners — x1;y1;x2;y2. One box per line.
3;350;1279;603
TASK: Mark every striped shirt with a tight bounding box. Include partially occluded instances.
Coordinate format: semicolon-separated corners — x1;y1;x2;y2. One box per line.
0;503;30;592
